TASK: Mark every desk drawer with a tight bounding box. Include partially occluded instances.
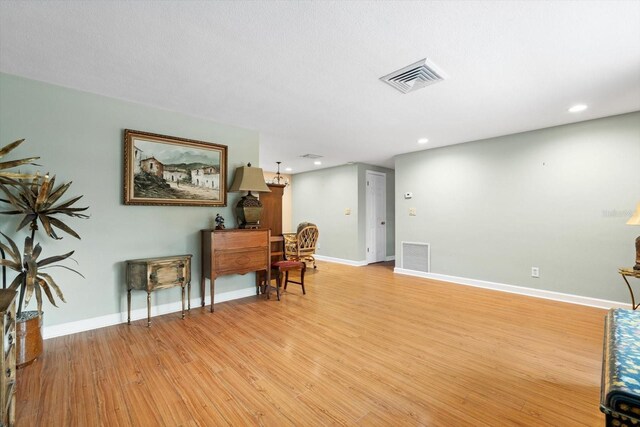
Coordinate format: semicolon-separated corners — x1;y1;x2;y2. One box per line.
212;231;268;250
150;262;186;290
214;247;267;275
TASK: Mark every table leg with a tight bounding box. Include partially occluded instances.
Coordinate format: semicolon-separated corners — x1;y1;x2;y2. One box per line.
210;278;215;313
181;284;185;320
147;292;151;327
201;275;205;308
188;281;191;310
127;289;131;325
266;272;271;300
622;274;639;310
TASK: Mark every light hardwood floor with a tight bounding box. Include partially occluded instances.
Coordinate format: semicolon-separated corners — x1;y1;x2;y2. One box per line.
16;261;607;426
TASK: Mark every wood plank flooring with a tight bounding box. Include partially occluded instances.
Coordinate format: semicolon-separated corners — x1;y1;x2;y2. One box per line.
15;261;607;426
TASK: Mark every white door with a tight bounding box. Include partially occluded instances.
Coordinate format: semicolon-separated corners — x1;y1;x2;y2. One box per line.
366;171;386;264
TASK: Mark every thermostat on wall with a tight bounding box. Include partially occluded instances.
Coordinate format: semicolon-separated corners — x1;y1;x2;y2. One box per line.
404;192;413;199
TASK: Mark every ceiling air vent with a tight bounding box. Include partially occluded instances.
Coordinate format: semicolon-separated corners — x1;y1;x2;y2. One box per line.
380;58;447;94
300;154;323;159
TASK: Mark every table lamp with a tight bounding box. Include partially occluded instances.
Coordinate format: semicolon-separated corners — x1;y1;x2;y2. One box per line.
228;163;271;228
628;202;640;270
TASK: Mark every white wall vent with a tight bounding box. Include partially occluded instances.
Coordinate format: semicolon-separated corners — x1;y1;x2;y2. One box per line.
401;242;430;273
380;58;447;94
300;154;323;159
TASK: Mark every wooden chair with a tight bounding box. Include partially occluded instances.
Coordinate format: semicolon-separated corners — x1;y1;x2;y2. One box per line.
284;223;319;269
258;236;306;300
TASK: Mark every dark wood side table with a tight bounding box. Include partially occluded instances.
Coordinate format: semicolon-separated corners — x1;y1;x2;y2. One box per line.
126;255;192;327
619;268;640;309
201;229;271;312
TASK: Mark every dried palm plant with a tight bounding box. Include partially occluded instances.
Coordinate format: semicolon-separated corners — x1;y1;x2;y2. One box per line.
0;139;39;184
0;139;88;317
0;233;83;316
0;174;89;240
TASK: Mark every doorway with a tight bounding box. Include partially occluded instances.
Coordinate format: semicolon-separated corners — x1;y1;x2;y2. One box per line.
366;170;386;264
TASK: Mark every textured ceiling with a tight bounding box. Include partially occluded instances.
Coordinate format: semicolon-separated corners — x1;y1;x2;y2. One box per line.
1;1;639;173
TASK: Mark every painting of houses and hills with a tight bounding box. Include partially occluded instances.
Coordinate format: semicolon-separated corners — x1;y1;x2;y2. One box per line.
133;139;222;201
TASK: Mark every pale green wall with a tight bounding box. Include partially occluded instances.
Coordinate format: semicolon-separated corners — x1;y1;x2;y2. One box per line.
395;111;640;302
0;73;260;327
292;164;360;260
292;163;395;262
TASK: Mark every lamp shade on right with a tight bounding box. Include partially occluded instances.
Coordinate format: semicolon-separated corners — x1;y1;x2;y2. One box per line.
627;203;640;226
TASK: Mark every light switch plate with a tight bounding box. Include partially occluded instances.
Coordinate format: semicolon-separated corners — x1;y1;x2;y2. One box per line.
344;208;351;215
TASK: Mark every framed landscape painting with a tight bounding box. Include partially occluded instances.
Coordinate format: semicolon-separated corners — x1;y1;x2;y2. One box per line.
124;130;228;206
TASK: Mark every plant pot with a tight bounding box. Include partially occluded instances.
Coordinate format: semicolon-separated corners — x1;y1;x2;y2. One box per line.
16;311;43;368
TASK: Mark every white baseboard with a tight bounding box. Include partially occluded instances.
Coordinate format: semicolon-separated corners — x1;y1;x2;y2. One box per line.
314;255;368;267
43;287;257;340
393;268;628;310
314;255;394;266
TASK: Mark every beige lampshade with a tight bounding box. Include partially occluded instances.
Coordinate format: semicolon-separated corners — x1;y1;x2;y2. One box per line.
228;163;271;193
628;203;640;226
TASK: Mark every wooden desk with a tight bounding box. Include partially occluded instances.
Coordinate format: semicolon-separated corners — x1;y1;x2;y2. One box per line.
201;229;271;312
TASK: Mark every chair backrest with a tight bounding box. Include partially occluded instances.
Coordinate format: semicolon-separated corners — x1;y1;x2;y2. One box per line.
296;225;319;254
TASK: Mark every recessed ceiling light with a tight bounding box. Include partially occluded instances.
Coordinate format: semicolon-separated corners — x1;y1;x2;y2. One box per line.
568;104;588;113
418;138;429;144
314;161;322;165
285;167;292;172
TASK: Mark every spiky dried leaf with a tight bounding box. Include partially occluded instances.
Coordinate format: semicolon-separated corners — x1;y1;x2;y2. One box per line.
0;139;25;156
48;216;80;239
38;250;74;267
0;139;39;182
38;277;58;308
39;273;65;304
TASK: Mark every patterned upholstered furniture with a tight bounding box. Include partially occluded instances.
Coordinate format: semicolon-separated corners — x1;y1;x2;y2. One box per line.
284;222;319;269
601;309;640;426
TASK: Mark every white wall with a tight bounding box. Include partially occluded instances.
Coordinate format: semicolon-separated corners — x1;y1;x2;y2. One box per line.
0;73;261;330
394;111;640;302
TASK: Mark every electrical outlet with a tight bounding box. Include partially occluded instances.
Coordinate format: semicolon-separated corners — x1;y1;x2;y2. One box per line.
531;267;539;278
344;208;351;215
409;207;417;216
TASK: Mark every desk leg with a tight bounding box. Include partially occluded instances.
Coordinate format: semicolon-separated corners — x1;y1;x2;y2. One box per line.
188;282;191;310
210;278;215;313
256;272;261;295
127;289;131;325
201;275;205;308
147;292;151;327
181;284;185;320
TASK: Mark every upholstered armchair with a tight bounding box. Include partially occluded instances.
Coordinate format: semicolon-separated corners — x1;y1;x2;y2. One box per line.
284;222;319;269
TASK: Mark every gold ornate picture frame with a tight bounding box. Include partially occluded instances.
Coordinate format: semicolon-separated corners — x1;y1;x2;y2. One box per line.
124;130;228;207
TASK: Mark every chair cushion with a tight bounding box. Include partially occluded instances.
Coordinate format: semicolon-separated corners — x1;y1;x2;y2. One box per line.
272;260;305;269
